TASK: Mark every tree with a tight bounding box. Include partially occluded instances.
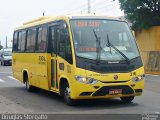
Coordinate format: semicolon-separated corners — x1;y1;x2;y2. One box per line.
117;0;160;30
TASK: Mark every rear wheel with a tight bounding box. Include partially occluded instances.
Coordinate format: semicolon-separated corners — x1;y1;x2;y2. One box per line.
120;96;135;103
25;74;35;92
63;82;76;106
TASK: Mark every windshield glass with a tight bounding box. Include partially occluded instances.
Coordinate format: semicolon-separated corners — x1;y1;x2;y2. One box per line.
70;19;140;61
3;51;12;56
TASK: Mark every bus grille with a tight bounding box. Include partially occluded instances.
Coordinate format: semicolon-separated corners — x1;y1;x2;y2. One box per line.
92;85;134;96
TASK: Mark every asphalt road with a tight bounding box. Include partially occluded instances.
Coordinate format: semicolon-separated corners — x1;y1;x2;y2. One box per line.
0;66;160;119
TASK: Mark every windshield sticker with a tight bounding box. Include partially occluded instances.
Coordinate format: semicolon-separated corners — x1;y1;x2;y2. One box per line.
75;21;101;27
78;47;98;52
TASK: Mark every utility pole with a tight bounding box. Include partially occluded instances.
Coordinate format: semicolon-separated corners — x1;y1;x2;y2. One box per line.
88;0;91;14
0;41;2;50
6;36;7;48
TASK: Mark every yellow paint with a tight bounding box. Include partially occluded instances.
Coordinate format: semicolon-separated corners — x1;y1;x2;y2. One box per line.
71;67;144;99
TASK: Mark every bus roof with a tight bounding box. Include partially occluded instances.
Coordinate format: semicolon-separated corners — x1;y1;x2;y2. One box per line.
15;14;123;31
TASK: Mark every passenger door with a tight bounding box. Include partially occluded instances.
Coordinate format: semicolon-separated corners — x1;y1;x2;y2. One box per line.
49;24;59;89
56;21;73;88
49;21;73;90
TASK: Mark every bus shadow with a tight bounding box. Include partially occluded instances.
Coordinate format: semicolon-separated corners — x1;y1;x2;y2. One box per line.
34;89;138;108
37;89;139;108
75;99;138;108
0;86;139;111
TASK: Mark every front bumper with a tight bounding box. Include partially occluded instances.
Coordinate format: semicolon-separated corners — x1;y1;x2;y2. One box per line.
70;79;144;99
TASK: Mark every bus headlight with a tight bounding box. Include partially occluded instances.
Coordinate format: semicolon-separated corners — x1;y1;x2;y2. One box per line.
132;74;145;82
75;75;98;84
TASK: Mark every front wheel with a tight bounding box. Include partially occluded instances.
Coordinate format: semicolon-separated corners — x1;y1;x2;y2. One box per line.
120;96;135;103
63;83;76;106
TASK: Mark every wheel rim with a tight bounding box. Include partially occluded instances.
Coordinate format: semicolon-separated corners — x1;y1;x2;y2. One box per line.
64;87;71;101
26;80;30;89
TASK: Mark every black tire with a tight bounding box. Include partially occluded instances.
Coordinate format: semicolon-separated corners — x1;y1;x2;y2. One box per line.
25;75;35;92
1;61;5;66
120;96;135;103
63;82;76;106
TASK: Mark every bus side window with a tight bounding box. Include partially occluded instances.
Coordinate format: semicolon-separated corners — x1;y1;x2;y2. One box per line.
37;27;42;51
49;26;56;54
18;31;22;51
20;31;26;52
58;22;73;64
37;26;47;52
13;32;18;51
26;28;36;52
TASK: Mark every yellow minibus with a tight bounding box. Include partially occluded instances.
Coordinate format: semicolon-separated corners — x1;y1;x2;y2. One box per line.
12;14;145;105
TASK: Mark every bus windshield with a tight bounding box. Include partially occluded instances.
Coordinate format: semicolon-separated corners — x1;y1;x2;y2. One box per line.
70;19;140;61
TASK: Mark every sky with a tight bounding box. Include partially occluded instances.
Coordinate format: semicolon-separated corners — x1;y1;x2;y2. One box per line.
0;0;124;47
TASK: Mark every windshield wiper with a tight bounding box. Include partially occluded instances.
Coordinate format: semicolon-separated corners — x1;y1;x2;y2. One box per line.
106;34;130;63
93;29;102;64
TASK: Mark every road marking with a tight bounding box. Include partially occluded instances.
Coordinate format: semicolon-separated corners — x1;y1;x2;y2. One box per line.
8;76;18;81
0;79;5;82
146;74;160;77
0;72;12;74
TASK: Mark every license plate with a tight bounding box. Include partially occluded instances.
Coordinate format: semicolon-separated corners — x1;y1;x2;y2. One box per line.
109;89;122;95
